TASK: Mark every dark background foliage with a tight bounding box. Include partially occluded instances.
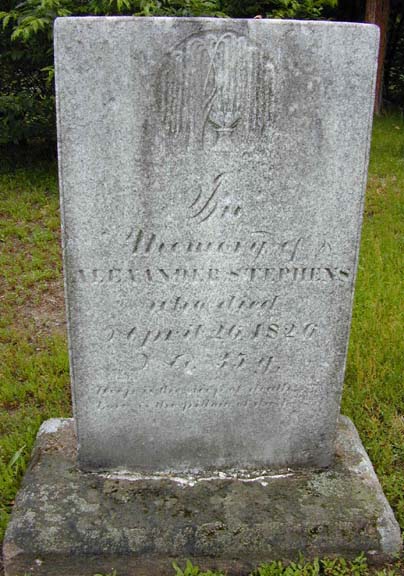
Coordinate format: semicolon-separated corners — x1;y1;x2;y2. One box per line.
0;0;403;150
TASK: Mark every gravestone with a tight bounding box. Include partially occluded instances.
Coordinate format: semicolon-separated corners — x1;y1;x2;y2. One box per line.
57;16;376;472
3;17;401;576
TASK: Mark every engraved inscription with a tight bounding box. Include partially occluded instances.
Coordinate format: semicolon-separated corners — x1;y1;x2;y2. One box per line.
218;352;277;374
81;228;349;412
95;387;290;413
102;320;319;348
187;173;242;224
188;173;225;223
126;229;336;261
149;294;279;313
76;266;351;285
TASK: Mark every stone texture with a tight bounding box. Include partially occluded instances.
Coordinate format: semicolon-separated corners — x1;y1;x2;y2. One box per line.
55;17;379;471
3;417;401;576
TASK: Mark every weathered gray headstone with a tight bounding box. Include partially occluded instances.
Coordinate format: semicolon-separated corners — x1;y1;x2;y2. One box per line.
55;17;378;472
5;17;403;576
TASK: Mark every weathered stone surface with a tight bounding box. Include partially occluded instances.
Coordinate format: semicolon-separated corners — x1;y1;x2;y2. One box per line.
3;417;401;576
55;17;379;471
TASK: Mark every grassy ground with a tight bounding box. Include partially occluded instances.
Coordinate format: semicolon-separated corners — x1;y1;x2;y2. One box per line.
0;113;403;572
0;160;71;537
341;113;404;531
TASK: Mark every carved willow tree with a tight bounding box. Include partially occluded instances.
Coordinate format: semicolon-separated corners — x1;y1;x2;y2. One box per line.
1;0;404;146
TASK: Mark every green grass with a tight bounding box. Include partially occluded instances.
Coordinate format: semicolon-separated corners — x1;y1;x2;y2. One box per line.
0;114;403;566
171;555;402;575
0;161;71;535
90;555;403;576
15;554;404;576
341;113;404;531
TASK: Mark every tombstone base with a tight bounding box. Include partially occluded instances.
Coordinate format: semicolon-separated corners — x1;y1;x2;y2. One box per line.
3;416;401;576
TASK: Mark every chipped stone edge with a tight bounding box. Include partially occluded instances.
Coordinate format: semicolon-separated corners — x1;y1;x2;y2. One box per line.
37;417;72;436
4;415;402;572
338;416;402;557
35;416;402;553
34;412;404;562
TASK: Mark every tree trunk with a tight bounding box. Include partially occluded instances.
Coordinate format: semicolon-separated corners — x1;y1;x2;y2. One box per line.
365;0;390;114
383;6;404;101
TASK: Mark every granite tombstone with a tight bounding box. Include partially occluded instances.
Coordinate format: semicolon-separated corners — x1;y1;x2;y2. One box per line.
56;17;377;472
4;17;401;576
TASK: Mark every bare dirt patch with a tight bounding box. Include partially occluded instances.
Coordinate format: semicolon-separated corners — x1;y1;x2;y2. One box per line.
19;278;67;338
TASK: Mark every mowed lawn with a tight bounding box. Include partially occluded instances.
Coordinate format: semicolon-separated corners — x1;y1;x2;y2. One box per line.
0;114;403;552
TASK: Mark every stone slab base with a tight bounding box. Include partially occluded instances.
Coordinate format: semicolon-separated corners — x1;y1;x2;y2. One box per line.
3;417;401;576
